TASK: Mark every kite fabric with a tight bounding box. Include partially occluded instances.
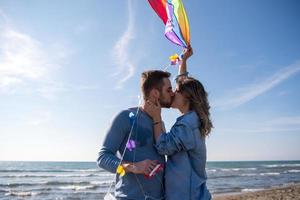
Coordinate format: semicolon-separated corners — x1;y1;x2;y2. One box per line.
148;0;190;48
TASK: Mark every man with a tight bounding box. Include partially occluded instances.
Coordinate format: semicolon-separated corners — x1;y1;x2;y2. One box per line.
97;70;174;200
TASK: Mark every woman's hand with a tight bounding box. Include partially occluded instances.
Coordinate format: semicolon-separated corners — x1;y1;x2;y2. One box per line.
181;45;193;61
144;100;164;141
144;100;161;122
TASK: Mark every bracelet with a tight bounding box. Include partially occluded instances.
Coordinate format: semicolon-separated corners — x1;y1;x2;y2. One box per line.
153;121;162;125
178;72;189;77
175;72;189;82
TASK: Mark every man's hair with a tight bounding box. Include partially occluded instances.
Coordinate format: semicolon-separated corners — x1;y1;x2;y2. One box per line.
140;70;171;99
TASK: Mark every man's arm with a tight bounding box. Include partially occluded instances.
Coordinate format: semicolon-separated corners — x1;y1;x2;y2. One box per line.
97;110;130;173
97;110;159;175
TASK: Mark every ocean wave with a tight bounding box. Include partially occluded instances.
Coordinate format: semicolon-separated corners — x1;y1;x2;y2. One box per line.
283;170;300;173
220;168;239;172
0;168;99;173
90;181;114;186
241;173;257;177
207;169;217;172
241;188;264;192
0;183;37;187
262;164;300;168
0;173;100;178
74;169;99;172
219;167;257;172
0;189;8;193
208;174;240;179
45;181;90;186
59;185;98;191
0;181;94;188
5;191;39;197
209;172;261;179
245;168;257;171
259;172;280;176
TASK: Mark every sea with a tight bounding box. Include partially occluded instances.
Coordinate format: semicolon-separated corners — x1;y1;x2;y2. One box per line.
0;160;299;199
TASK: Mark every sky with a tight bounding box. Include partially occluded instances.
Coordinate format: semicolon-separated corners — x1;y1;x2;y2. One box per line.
0;0;300;162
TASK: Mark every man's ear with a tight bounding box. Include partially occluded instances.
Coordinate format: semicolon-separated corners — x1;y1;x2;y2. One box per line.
149;88;160;99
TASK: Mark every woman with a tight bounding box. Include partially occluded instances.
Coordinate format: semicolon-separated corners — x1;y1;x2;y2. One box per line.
144;46;213;200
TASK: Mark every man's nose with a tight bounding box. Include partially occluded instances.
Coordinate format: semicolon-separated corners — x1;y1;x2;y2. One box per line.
170;91;175;97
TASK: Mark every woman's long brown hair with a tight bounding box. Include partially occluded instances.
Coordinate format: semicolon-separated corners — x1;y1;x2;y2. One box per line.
178;77;213;137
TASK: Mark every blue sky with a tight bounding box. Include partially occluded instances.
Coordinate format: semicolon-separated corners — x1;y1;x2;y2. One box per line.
0;0;299;161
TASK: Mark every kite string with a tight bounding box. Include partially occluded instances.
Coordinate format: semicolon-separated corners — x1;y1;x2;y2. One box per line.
105;95;142;197
105;95;165;200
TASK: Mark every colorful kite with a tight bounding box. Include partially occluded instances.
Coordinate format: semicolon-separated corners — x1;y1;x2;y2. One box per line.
148;0;190;48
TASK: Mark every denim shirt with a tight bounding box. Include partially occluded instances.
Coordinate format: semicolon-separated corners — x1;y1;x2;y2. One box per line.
97;107;165;200
155;111;211;200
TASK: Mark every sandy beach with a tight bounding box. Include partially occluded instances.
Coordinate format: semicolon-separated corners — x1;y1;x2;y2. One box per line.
213;184;300;200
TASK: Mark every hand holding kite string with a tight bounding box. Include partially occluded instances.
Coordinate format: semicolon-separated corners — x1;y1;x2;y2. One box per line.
169;45;193;67
181;45;193;61
176;45;193;82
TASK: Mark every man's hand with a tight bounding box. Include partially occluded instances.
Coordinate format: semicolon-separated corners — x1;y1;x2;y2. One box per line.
122;159;159;175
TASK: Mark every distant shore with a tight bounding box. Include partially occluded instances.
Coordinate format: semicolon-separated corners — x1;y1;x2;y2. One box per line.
213;183;300;200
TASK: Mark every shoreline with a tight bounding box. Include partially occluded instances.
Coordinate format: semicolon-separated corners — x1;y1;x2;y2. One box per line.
213;183;300;200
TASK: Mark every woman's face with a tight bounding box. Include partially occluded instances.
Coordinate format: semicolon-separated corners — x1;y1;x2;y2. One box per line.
171;87;189;109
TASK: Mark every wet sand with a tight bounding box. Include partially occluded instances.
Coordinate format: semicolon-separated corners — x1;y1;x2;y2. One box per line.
213;183;300;200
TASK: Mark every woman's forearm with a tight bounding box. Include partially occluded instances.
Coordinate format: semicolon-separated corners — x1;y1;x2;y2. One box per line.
177;59;188;82
179;59;187;75
154;123;163;141
178;46;192;80
153;117;163;141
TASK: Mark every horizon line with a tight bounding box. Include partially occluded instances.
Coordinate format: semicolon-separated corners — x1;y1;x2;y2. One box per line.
1;159;299;163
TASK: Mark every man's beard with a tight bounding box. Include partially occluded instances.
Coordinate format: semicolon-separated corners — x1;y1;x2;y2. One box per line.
159;96;174;108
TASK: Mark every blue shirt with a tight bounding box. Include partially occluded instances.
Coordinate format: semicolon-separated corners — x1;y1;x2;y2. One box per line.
97;107;165;200
155;111;211;200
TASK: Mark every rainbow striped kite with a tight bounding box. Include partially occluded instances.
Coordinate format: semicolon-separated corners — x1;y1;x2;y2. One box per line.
148;0;190;48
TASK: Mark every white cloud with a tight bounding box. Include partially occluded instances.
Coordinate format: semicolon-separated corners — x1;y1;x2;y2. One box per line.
0;23;63;95
0;76;22;89
112;0;135;89
0;9;9;24
214;60;300;110
0;12;86;99
25;110;52;126
218;127;300;134
36;82;99;100
0;28;51;82
265;116;300;127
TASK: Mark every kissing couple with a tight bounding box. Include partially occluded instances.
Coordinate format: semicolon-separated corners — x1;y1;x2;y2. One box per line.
98;46;213;200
